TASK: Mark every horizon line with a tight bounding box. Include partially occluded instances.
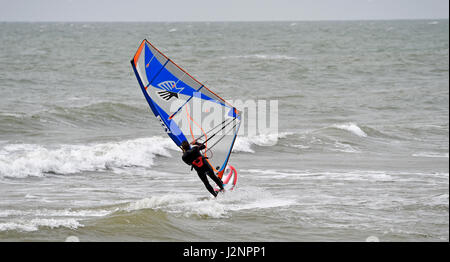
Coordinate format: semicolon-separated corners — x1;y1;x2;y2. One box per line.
0;17;448;23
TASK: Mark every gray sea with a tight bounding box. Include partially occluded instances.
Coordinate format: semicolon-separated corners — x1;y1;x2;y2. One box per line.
0;20;448;242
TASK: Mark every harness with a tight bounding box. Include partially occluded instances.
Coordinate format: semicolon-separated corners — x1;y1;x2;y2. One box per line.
191;156;204;168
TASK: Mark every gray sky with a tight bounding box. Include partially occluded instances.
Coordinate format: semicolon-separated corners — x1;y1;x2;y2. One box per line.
0;0;448;22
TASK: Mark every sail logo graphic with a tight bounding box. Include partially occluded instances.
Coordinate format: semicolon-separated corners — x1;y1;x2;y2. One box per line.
157;81;184;101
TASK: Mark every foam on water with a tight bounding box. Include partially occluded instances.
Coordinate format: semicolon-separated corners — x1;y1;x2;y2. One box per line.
0;208;115;218
244;168;402;182
412;152;449;158
0;206;119;232
331;123;368;137
0;218;83;232
0;132;295;178
331;141;360;153
125;187;296;219
126;194;226;218
0;136;177;178
233;132;294;153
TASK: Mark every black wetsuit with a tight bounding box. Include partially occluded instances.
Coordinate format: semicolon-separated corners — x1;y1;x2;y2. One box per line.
182;143;224;197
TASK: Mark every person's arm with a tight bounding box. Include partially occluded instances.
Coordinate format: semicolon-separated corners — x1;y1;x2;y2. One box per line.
192;140;206;151
196;143;206;151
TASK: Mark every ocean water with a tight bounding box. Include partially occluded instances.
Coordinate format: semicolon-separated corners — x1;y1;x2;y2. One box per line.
0;20;448;242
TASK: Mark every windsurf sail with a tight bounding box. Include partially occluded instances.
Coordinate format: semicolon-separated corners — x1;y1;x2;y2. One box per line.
131;39;241;178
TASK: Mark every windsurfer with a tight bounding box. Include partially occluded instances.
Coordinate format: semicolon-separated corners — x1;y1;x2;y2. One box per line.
181;140;224;197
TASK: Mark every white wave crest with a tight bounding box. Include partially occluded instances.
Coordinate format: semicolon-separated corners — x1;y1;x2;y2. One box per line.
412;152;449;158
0;208;114;218
233;132;293;153
0;218;82;232
0;136;178;178
332;123;367;137
0;207;117;232
331;141;360;153
127;194;226;218
126;188;296;218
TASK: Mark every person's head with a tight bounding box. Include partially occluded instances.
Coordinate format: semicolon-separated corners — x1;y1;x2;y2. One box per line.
181;140;190;151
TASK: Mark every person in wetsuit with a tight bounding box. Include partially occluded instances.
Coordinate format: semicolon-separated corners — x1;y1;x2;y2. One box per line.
181;140;224;197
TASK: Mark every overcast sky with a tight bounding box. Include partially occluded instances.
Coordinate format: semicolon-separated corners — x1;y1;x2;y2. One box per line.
0;0;448;22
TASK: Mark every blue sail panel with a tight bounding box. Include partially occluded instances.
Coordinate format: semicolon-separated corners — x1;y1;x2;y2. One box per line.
143;44;228;108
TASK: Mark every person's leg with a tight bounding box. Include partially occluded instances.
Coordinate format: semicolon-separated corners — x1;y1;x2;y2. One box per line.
197;170;217;197
203;161;224;190
206;170;224;191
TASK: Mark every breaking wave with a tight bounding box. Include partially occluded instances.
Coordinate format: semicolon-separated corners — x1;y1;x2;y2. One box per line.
0;218;82;232
0;136;178;178
0;207;116;232
233;132;294;153
125;187;296;219
331;123;368;137
412;152;449;158
0;131;295;178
